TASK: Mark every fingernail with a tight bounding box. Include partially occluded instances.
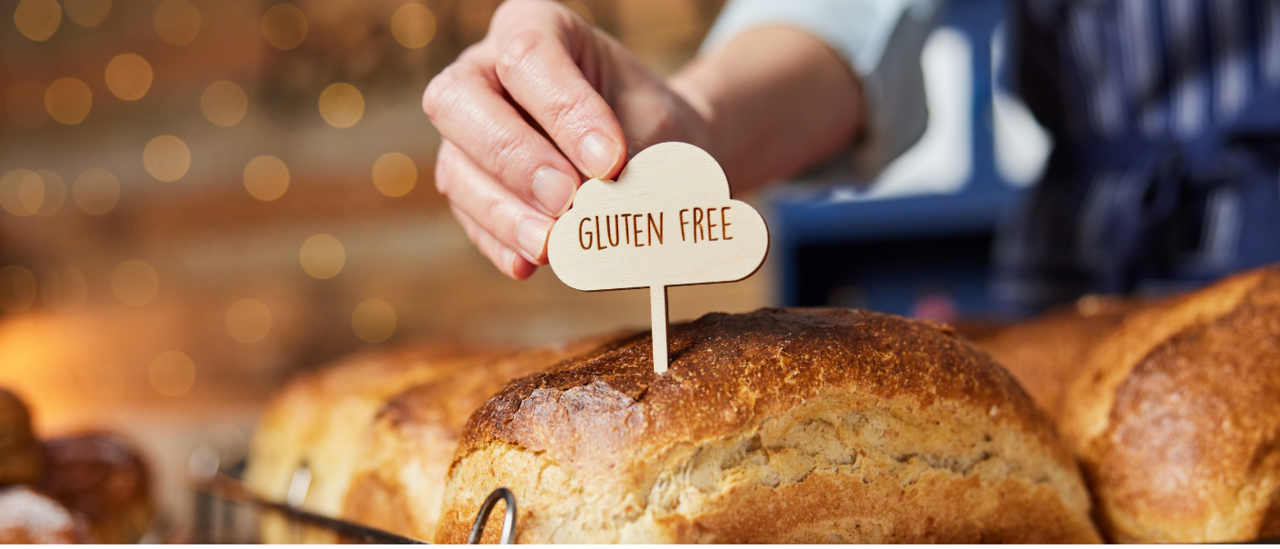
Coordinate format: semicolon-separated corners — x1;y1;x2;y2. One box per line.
515;216;552;263
579;133;620;178
531;167;578;216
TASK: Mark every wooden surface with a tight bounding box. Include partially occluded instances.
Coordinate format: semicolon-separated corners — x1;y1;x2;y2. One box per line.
547;142;768;372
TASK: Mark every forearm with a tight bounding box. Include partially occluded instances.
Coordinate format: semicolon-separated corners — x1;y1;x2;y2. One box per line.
668;26;865;193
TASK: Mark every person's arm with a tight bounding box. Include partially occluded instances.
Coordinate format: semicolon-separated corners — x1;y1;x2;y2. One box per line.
425;0;870;279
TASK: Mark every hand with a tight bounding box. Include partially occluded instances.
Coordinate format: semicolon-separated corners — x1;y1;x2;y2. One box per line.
424;0;709;279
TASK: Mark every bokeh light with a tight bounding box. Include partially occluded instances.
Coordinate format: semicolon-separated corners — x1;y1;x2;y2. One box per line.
318;83;363;128
34;170;65;216
45;77;93;125
390;3;436;49
565;1;595;24
111;259;159;306
72;168;120;215
200;80;248;127
41;267;88;309
144;135;191;182
14;0;61;42
352;299;396;343
261;3;307;50
243;155;289;201
0;169;43;216
153;0;200;46
6;81;48;128
201;423;247;466
225;298;272;343
105;53;153;101
149;350;195;397
0;266;38;313
372;152;417;197
299;234;344;279
63;0;110;27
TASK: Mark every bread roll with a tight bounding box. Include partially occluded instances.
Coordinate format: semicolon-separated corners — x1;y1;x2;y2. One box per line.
1059;266;1280;542
0;486;92;543
39;434;154;544
340;333;633;540
0;389;43;486
245;342;504;543
973;296;1142;419
434;308;1100;543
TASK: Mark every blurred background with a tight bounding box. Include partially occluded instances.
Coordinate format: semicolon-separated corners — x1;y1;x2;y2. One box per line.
0;0;1046;538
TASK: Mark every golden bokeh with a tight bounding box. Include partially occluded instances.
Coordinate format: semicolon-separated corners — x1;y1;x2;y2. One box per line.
372;152;417;197
200;80;248;127
41;267;88;309
6;81;48;128
149;350;195;397
352;298;396;343
34;170;65;216
565;1;595;24
299;234;345;279
45;77;93;125
0;169;42;216
201;423;247;465
144;135;191;182
243;155;289;201
111;259;159;306
0;266;38;313
105;53;153;101
153;0;200;46
318;83;363;128
225;298;272;343
390;3;436;49
72;168;120;215
14;0;61;42
63;0;110;27
261;3;307;50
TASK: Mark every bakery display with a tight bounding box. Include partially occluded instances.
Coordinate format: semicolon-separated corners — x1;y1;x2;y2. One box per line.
245;335;627;542
1058;266;1280;543
434;308;1100;543
971;296;1143;420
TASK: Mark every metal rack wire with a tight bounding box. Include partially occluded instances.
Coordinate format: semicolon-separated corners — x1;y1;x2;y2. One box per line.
191;454;516;544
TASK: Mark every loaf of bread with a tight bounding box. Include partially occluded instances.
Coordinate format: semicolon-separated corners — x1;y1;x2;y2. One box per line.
972;296;1142;419
246;336;626;542
340;333;633;540
245;342;505;543
39;434;154;544
0;389;43;486
1059;266;1280;542
434;308;1100;543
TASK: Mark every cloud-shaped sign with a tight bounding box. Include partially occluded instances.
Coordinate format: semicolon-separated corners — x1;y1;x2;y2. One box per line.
547;142;769;373
548;142;769;291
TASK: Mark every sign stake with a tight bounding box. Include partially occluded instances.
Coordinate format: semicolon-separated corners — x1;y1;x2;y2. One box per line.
650;285;669;373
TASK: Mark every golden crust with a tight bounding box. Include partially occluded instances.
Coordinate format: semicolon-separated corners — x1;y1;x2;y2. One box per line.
435;308;1099;543
1060;266;1280;542
245;341;505;543
973;296;1142;420
339;333;635;540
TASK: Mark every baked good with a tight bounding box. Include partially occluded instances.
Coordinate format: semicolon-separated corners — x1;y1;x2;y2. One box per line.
0;485;92;543
434;308;1100;543
972;296;1142;420
1059;266;1280;542
247;336;625;542
39;434;154;544
245;342;503;543
340;333;635;540
0;388;43;486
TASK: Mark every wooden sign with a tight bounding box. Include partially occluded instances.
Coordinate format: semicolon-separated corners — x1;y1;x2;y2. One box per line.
547;142;769;373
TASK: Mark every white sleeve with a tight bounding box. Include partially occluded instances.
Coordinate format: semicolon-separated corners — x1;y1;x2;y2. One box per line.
700;0;941;180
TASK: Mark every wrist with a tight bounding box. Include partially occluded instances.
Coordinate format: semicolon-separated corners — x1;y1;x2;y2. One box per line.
666;60;720;158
